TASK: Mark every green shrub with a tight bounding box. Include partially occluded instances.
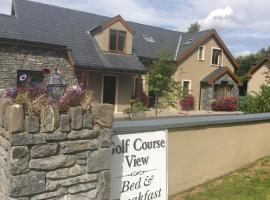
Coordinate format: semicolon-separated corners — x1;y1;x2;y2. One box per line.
238;85;270;113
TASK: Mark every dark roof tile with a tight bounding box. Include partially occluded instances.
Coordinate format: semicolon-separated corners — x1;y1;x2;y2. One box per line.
0;0;214;72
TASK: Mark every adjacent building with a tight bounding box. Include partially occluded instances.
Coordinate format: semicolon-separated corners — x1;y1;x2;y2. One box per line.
0;0;242;112
247;57;270;94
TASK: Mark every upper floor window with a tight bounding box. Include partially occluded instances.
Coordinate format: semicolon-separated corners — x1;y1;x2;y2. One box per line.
109;30;126;53
198;46;205;61
212;48;222;66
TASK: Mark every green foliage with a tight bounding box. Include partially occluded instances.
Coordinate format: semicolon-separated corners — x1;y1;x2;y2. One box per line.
158;81;184;109
130;99;148;114
238;85;270;113
148;52;177;97
148;52;184;116
174;156;270;200
236;46;270;77
187;22;201;33
236;54;261;77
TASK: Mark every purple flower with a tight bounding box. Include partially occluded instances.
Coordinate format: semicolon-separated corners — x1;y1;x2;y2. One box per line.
5;88;17;99
19;74;27;81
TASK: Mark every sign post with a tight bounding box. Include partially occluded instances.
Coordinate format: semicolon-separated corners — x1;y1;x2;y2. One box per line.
110;130;168;200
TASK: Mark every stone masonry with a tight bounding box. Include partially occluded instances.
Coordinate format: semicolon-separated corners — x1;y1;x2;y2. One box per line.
0;43;78;94
0;99;114;200
201;73;239;110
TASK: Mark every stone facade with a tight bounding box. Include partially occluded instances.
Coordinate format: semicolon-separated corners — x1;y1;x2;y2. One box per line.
0;43;78;94
201;74;239;110
0;100;113;200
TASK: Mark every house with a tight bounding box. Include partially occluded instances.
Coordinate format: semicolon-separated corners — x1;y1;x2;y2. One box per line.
0;0;242;112
247;57;270;94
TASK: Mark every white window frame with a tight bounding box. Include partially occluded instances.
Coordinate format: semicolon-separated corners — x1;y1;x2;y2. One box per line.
198;46;205;61
182;79;192;94
211;47;223;66
101;74;119;113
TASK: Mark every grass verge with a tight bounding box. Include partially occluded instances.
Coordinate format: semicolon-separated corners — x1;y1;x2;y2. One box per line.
171;156;270;200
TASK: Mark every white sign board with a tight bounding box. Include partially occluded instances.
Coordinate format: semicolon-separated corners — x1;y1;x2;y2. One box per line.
110;130;168;200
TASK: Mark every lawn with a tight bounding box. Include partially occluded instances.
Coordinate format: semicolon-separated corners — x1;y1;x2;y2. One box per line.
171;156;270;200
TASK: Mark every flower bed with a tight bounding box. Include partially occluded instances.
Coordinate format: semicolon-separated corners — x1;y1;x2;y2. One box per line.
2;68;96;115
180;95;195;111
211;97;238;112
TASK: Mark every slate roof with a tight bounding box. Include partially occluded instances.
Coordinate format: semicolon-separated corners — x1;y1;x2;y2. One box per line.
201;67;229;84
0;0;214;72
201;67;242;86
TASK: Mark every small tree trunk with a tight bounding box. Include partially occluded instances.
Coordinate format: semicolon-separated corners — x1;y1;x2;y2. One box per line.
155;95;158;117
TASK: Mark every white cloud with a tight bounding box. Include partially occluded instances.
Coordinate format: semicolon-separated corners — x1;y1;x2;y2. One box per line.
235;50;252;57
199;6;238;30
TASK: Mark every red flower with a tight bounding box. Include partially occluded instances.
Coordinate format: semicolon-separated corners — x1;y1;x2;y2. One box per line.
42;67;51;75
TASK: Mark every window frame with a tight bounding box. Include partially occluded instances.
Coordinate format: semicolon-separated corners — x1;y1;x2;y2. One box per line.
17;70;44;88
109;29;127;53
182;79;192;95
198;46;205;61
211;47;223;66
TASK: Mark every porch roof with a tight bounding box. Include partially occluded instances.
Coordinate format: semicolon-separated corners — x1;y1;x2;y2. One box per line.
201;67;243;86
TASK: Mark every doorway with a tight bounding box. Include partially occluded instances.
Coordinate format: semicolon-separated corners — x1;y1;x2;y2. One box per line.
102;75;117;105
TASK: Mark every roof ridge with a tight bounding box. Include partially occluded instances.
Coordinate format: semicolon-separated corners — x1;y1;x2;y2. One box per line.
13;0;110;19
182;29;215;36
127;20;184;34
16;0;184;34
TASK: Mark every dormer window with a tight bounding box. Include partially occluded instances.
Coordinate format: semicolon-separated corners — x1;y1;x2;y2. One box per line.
109;29;126;53
211;48;222;66
143;35;156;43
198;46;205;61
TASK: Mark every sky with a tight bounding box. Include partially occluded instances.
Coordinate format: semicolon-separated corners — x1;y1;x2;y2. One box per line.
1;0;270;57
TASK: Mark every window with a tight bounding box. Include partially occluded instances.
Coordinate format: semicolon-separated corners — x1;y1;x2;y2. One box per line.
17;70;44;88
143;35;156;43
214;82;232;98
182;80;191;96
109;30;126;52
211;48;222;66
198;46;205;61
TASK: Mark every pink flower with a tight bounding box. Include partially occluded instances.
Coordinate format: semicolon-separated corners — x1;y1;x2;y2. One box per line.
42;67;51;75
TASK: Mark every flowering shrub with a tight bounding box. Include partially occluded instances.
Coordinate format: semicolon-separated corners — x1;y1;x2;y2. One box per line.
180;95;195;111
211;97;238;112
58;88;86;112
139;92;150;107
2;68;97;115
42;67;51;76
4;86;48;115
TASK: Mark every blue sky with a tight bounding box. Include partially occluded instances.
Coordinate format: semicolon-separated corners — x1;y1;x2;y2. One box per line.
1;0;270;57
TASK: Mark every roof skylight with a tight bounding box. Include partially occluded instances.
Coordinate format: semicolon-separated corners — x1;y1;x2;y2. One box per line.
143;35;157;43
184;39;194;45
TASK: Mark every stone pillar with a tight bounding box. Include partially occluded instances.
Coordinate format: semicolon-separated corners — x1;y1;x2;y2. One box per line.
201;84;214;110
0;100;114;200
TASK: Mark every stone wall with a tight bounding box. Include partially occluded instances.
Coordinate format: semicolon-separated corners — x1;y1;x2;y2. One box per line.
0;43;78;94
200;73;239;110
0;99;114;200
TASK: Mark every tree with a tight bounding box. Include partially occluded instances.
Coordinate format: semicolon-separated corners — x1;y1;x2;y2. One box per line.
187;22;201;33
148;52;183;116
236;46;270;78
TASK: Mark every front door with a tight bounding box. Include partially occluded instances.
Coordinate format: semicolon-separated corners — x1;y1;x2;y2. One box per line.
103;76;116;104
